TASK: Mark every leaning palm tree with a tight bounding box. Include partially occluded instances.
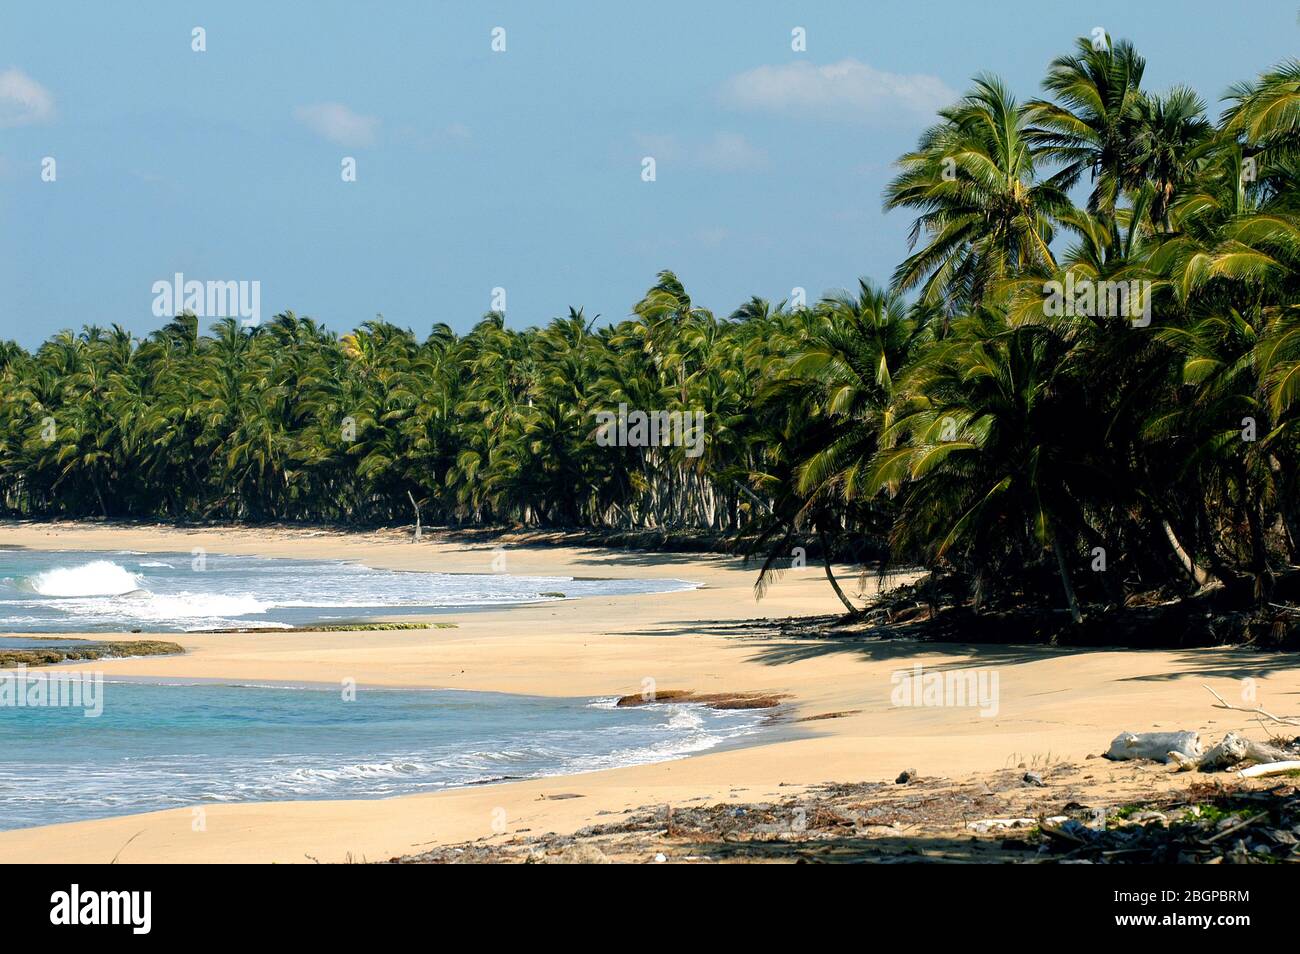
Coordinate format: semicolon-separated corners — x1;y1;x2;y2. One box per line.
870;310;1113;622
745;282;925;612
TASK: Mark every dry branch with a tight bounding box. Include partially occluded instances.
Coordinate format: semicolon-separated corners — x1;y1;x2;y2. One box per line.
1202;684;1300;727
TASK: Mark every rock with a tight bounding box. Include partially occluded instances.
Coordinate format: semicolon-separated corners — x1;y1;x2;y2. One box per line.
1022;771;1045;787
896;769;917;784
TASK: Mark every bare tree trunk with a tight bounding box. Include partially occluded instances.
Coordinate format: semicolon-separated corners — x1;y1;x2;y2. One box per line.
1244;500;1273;603
92;477;108;520
1162;519;1209;587
407;490;422;541
1052;537;1083;624
817;526;857;615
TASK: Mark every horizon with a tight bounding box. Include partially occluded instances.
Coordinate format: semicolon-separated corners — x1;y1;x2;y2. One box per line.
4;0;1298;348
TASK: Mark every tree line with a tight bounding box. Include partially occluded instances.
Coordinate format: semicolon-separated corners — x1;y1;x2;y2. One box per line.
3;35;1299;617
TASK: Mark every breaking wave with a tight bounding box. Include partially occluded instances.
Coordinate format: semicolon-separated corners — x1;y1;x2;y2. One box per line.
23;560;143;597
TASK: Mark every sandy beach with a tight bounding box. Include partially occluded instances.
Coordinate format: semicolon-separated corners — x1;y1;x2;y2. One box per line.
0;520;1293;864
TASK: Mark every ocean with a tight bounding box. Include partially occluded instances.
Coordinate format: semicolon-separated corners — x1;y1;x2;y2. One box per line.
0;548;699;632
0;678;768;830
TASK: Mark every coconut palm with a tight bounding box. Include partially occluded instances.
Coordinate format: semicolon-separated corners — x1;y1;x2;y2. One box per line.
884;76;1072;310
1025;34;1148;214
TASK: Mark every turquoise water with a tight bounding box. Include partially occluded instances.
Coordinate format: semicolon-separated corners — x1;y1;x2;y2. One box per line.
0;548;699;632
0;680;769;831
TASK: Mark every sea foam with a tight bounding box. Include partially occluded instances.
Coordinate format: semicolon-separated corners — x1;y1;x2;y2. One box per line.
25;560;142;597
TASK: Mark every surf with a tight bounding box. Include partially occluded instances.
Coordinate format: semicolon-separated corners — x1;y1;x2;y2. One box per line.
22;560;143;598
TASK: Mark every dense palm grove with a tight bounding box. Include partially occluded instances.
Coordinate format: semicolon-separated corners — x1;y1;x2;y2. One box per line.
4;36;1300;618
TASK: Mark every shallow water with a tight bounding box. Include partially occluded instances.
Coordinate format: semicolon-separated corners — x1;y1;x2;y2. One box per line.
0;549;699;632
0;679;769;831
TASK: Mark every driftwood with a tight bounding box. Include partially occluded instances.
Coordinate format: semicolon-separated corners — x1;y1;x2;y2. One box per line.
1105;731;1202;763
1107;723;1297;772
1200;732;1295;771
1237;760;1300;779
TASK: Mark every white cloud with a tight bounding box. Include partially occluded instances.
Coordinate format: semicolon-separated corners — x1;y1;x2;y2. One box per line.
696;131;767;171
720;58;955;123
294;102;379;147
0;68;55;128
634;131;767;172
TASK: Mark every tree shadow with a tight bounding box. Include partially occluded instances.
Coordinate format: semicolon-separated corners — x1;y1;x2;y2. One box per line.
615;615;1083;670
614;612;1300;684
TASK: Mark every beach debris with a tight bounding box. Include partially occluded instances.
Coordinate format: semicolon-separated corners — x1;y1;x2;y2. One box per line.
1125;810;1168;825
895;769;917;785
528;843;610;864
1031;784;1300;864
1203;683;1300;727
614;689;787;710
1237;760;1300;779
1039;818;1093;845
1199;732;1296;771
796;709;862;722
966;815;1066;833
1104;730;1202;763
1107;726;1300;772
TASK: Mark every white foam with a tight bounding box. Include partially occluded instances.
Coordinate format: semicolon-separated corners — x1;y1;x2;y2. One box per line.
25;560;142;597
129;592;270;620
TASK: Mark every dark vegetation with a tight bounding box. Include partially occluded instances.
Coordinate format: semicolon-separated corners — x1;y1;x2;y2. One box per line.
4;36;1300;636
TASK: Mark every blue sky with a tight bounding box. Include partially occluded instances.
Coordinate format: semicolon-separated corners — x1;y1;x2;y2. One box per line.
2;1;1296;348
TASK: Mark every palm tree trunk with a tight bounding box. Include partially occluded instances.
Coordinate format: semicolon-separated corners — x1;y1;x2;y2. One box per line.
1052;537;1082;624
1162;519;1210;587
92;476;108;520
1244;500;1273;603
816;526;857;615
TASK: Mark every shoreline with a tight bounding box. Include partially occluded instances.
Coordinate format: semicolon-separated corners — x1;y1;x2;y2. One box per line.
0;520;1295;863
0;679;797;837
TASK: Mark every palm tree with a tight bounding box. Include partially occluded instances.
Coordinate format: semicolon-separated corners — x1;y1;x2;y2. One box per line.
869;310;1113;622
884;76;1072;310
4;39;1300;628
1025;34;1147;214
